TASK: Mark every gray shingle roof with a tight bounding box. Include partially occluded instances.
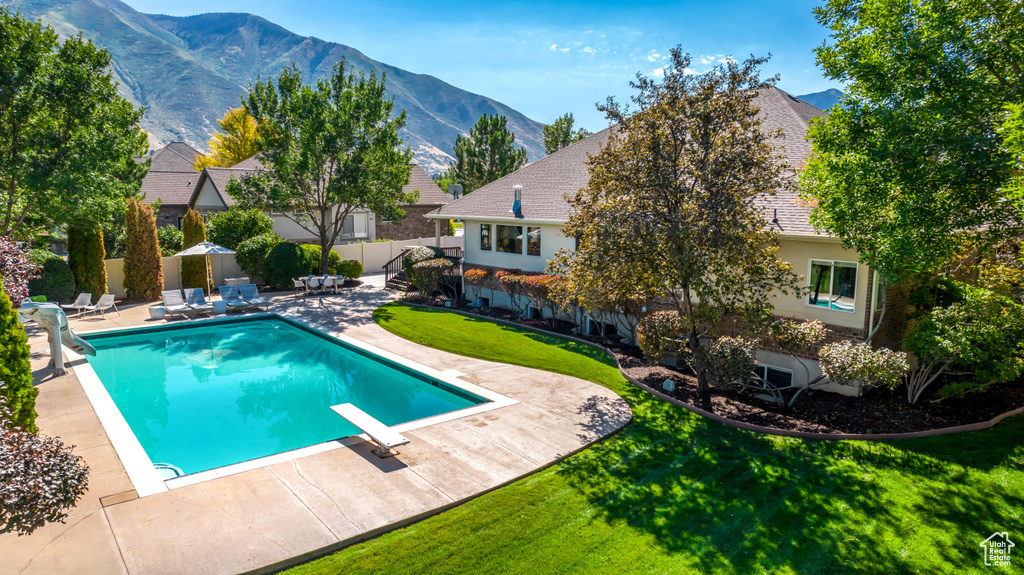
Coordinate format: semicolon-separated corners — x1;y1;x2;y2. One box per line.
147;142;205;172
140;171;199;206
431;87;827;234
406;164;450;206
228;154;266;170
195;167;261;208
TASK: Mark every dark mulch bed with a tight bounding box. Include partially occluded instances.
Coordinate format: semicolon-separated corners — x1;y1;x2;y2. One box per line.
408;296;1024;435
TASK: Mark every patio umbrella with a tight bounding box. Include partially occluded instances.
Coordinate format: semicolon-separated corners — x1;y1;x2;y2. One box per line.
172;241;236;296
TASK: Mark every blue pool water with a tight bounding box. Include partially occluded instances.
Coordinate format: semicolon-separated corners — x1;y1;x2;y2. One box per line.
83;316;484;477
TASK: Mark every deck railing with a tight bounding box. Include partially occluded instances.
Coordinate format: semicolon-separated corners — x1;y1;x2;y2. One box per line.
383;246;464;287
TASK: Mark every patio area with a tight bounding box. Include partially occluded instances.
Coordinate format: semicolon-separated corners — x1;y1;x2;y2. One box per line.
0;277;632;575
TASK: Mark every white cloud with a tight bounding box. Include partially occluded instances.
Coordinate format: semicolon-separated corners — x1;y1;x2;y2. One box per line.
549;44;557;50
652;67;665;77
684;67;697;75
700;55;714;64
647;52;661;62
582;46;595;54
560;47;571;52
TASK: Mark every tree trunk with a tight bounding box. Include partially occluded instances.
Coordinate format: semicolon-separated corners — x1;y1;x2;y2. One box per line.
320;243;331;274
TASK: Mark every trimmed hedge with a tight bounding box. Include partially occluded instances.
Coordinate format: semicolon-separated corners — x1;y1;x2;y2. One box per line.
123;198;164;301
264;242;317;290
235;233;283;281
181;209;210;293
410;258;452;294
403;246;444;283
301;244;341;275
0;278;36;431
337;260;363;280
66;226;106;303
27;256;75;304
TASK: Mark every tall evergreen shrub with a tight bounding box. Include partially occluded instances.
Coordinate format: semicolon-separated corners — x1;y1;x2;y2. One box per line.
66;226;106;302
123;198;164;300
0;278;36;431
180;209;210;293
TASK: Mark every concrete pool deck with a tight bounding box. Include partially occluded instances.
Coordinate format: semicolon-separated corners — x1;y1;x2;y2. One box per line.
0;278;632;574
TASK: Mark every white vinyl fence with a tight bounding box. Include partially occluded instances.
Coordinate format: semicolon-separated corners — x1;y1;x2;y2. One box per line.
103;236;464;296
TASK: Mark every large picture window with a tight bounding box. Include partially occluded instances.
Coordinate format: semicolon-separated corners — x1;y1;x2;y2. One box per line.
480;224;492;251
808;260;857;312
496;225;523;254
527;226;541;256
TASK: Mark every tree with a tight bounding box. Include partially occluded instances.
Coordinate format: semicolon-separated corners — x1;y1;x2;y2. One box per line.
234;232;282;280
0;8;148;239
553;49;800;393
193;107;260;170
66;227;106;302
229;60;415;273
0;239;38;303
0;278;34;431
204;207;274;250
1;384;89;536
122;198;163;300
180;209;210;293
543;112;591;154
156;225;183;257
449;114;527;193
799;0;1024;287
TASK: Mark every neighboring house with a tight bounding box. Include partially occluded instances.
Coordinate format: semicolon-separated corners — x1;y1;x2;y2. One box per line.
187;157;448;244
375;164;452;241
426;87;890;391
138;142;205;228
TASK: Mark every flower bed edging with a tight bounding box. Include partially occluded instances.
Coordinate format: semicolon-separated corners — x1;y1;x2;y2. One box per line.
399;302;1024;441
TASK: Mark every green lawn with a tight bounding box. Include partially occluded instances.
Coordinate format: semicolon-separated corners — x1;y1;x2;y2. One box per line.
287;303;1024;574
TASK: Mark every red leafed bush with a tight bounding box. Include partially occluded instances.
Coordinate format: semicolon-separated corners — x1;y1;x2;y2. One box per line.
0;384;89;536
0;239;38;302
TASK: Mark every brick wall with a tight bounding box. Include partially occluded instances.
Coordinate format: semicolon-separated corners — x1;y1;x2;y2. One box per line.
153;204;188;230
376;205;449;241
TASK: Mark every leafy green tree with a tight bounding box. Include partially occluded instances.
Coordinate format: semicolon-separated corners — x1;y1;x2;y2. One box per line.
552;49;800;393
449;114;527;193
27;251;75;304
180;209;210;293
800;0;1024;287
432;170;454;194
542;112;591;154
122;198;163;300
156;225;183;257
229;60;415;273
234;232;282;280
66;227;106;302
904;284;1024;403
262;242;314;290
0;8;148;238
0;277;34;431
205;208;274;250
193;107;260;170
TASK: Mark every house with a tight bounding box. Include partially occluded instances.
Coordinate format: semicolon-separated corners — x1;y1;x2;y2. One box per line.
187;158;449;244
426;87;890;391
138;142;205;228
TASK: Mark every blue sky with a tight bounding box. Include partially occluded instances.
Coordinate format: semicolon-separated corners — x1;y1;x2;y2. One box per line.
123;0;839;132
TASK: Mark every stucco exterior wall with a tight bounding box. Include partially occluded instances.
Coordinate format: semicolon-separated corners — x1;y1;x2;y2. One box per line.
772;235;871;331
461;219;574;274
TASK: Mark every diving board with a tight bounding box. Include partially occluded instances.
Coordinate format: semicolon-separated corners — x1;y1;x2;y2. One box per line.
330;403;410;457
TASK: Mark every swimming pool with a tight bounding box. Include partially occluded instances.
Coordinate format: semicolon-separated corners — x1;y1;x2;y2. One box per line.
78;315;500;488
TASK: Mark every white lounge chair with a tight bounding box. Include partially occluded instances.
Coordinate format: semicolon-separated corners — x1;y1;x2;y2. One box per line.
82;294;119;318
161;290;193;319
321;276;338;294
61;293;92;318
238;284;270;310
307;276;322;294
218;285;251;312
330;403;410;457
293;278;307;297
183;288;214;315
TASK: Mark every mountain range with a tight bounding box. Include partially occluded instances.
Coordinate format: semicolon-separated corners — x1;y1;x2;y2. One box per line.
4;0;549;173
6;0;843;174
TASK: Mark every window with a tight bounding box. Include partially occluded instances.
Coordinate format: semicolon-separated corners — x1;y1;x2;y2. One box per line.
342;215;354;237
176;217;183;230
808;260;857;312
527;226;541;256
480;224;492;251
755;364;794;389
496;225;523;254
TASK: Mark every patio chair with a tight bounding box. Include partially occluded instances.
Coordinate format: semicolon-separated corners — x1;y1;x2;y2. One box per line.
61;293;92;318
183;288;215;315
307;276;322;294
161;290;193;319
321;276;338;294
82;294;119;318
293;278;308;297
238;284;270;310
218;285;251;312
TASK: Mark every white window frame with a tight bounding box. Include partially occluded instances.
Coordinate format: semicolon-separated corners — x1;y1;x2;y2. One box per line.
526;226;542;257
806;259;858;314
755;364;794;389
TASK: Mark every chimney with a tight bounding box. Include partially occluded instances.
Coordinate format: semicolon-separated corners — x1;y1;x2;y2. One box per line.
510;185;523;218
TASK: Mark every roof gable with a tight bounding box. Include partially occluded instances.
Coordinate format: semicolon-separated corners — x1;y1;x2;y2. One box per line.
432;87;827;233
405;164;450;206
140;171;200;206
148;142;205;172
